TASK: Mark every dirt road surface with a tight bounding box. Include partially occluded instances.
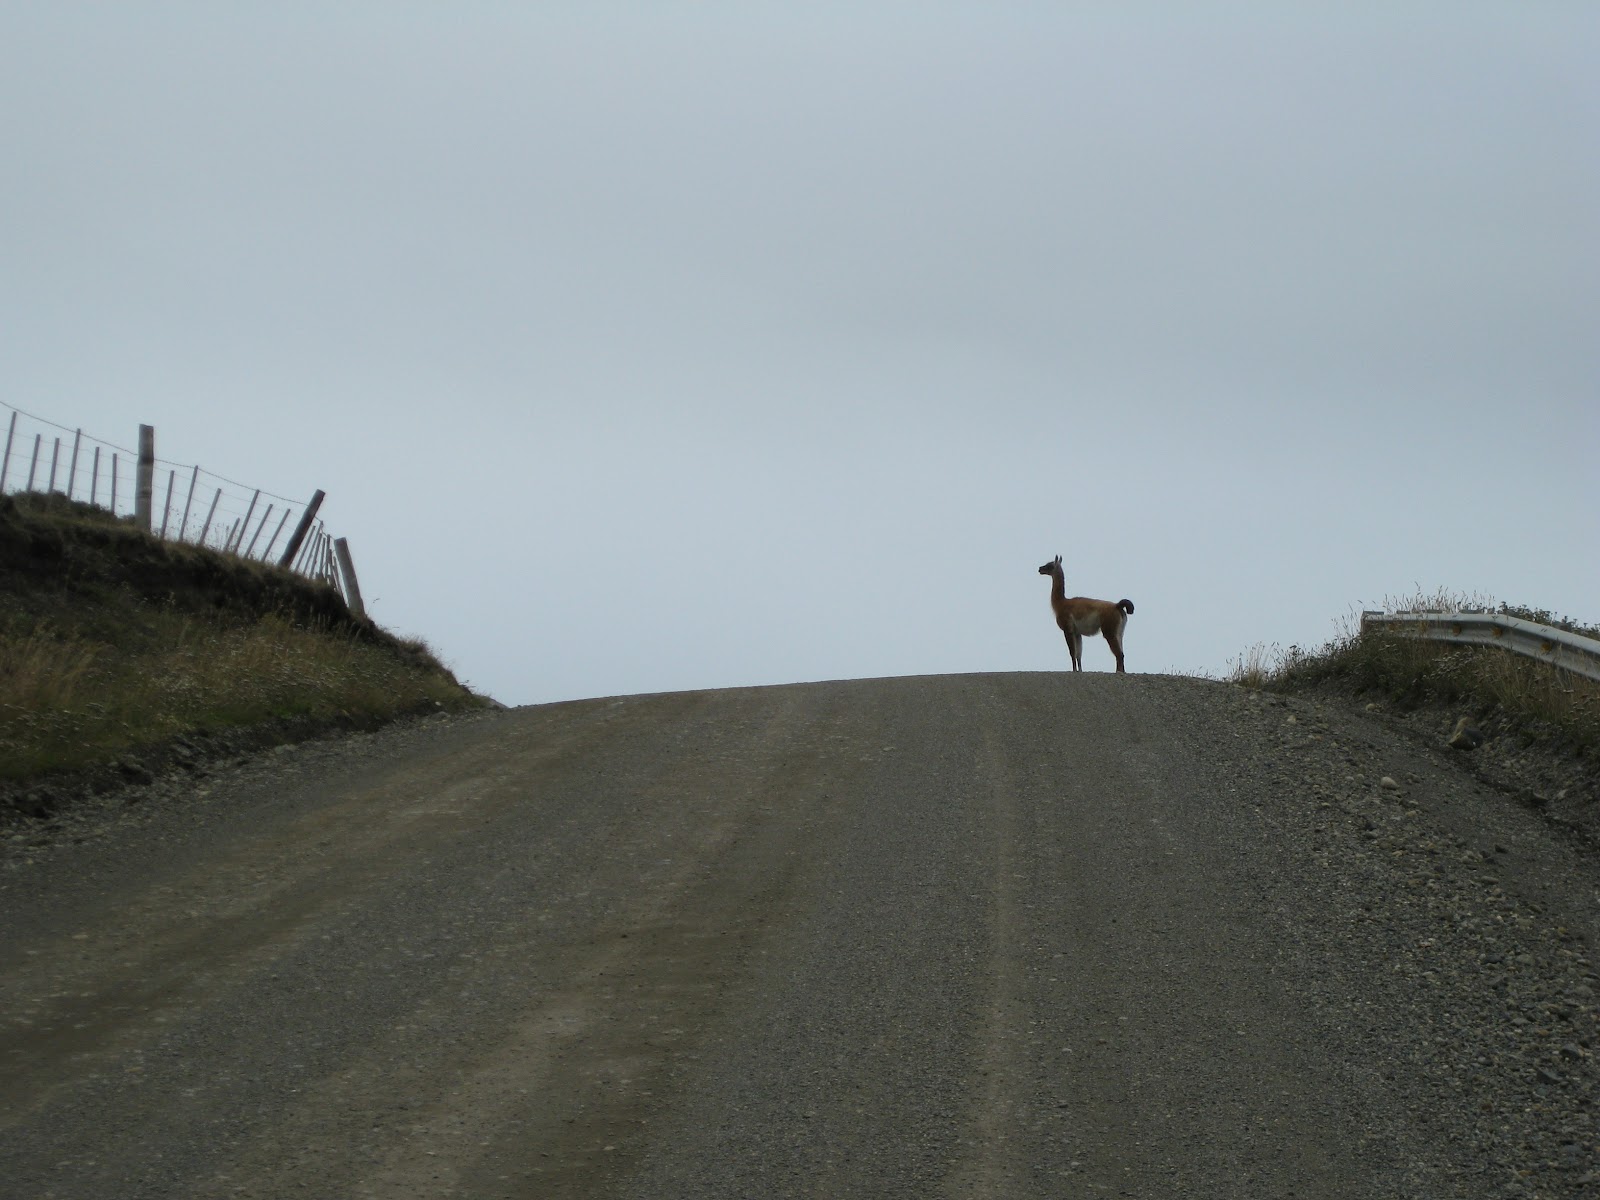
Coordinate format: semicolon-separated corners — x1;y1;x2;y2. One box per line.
3;673;1597;1198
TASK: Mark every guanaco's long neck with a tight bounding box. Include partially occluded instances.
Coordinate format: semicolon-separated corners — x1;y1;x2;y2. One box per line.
1048;566;1066;605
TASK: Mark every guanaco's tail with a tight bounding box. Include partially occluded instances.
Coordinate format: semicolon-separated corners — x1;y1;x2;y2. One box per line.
1118;599;1135;615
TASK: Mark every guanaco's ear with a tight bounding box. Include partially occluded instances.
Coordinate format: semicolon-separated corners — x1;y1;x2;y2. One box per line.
1054;555;1062;565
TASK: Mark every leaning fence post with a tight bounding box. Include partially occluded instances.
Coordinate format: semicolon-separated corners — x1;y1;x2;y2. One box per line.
27;434;41;492
290;520;317;574
67;429;83;499
198;487;222;547
243;502;273;559
333;538;366;618
178;465;199;541
135;424;155;531
279;489;325;569
0;410;15;493
229;489;260;554
306;530;325;582
290;524;313;574
308;523;327;575
305;524;326;576
262;507;291;561
48;437;60;494
111;452;119;514
159;469;176;539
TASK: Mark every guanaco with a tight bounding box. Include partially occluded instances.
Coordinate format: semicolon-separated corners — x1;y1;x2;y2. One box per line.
1037;555;1134;672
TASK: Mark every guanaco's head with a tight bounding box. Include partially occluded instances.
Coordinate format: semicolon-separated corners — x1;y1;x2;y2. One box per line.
1037;555;1062;577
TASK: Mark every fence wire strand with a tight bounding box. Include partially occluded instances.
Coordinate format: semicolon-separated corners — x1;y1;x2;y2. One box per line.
1;401;334;582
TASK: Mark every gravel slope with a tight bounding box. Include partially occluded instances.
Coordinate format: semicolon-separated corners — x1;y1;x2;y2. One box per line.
1;672;1595;1198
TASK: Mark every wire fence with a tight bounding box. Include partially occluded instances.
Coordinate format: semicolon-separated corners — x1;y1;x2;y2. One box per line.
1;400;362;614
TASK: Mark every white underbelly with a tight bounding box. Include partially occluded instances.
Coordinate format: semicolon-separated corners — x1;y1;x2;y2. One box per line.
1069;612;1102;636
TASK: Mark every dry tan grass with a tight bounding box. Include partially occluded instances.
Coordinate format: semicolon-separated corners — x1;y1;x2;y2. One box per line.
1224;641;1280;690
1;610;474;780
0;626;101;711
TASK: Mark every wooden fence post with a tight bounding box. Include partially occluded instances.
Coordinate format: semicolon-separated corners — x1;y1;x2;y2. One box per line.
91;446;101;507
0;410;15;493
279;489;325;569
333;538;366;618
27;434;41;492
48;437;60;494
111;452;118;513
135;424;155;531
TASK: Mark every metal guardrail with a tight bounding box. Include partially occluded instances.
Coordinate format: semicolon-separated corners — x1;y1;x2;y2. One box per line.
1360;610;1600;683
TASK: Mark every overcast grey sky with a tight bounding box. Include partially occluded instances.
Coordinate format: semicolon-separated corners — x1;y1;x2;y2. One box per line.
3;5;1595;706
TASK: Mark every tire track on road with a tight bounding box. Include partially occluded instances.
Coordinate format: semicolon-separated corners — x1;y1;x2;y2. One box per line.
944;680;1026;1198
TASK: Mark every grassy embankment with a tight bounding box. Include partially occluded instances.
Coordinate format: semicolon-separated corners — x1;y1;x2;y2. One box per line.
1;493;487;809
1229;589;1600;760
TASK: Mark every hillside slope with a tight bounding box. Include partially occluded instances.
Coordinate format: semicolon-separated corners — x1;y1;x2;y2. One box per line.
0;492;487;820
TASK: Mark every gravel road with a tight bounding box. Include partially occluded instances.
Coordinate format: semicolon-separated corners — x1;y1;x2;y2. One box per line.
2;673;1596;1198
